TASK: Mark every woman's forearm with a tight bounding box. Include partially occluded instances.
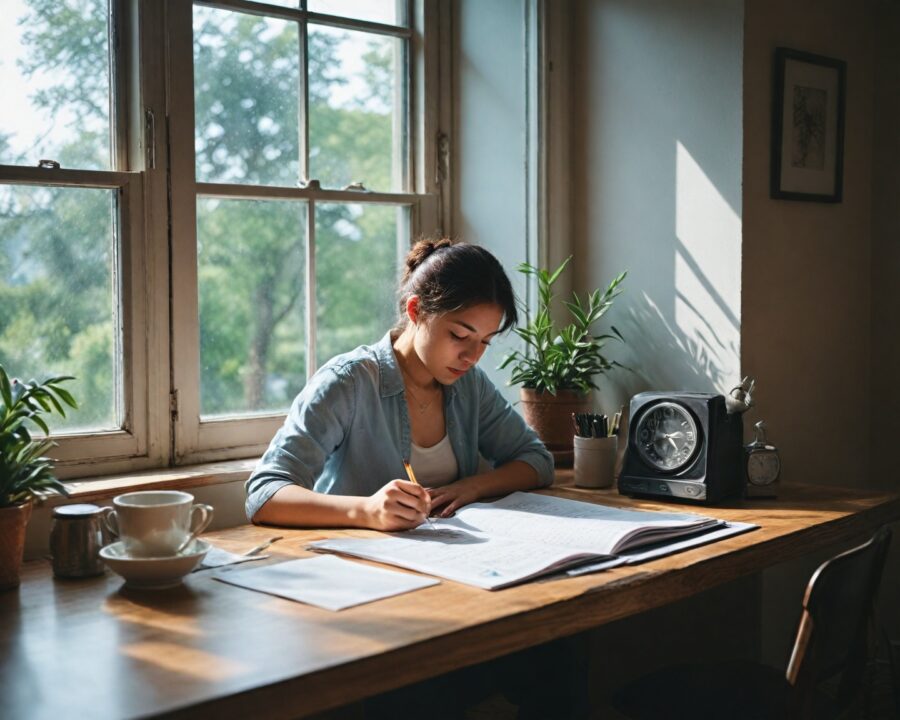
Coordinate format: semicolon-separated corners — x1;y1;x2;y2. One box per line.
252;484;370;527
253;461;540;527
466;460;541;500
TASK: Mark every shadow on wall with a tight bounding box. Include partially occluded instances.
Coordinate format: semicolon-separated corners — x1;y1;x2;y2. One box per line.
605;285;736;410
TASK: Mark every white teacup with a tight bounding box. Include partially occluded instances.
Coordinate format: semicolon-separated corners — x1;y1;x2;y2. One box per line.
102;491;213;558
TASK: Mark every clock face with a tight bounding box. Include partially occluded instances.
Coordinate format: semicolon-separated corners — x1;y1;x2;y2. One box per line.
635;401;699;472
747;450;781;485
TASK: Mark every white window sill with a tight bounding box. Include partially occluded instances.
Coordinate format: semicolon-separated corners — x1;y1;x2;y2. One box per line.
52;458;258;507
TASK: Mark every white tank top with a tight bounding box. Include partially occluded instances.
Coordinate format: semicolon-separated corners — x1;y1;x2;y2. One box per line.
409;433;459;488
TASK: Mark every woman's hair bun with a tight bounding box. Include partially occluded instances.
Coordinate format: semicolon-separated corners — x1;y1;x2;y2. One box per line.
403;238;453;280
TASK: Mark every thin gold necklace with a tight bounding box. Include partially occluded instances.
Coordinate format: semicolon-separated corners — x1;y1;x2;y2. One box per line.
398;365;441;414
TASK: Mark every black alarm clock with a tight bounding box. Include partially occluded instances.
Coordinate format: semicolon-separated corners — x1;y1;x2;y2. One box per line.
618;392;744;504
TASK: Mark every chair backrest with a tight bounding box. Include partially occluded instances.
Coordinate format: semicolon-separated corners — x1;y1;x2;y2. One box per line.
786;526;892;718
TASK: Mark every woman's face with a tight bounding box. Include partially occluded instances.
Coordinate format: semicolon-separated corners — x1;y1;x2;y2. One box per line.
412;302;504;385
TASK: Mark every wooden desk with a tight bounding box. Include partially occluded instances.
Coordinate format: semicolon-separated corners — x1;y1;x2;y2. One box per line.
4;480;898;720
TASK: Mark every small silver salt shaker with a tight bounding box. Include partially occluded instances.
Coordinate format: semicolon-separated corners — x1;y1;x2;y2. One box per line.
49;504;109;578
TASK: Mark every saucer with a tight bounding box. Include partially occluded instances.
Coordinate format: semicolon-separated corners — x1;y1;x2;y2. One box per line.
100;539;211;589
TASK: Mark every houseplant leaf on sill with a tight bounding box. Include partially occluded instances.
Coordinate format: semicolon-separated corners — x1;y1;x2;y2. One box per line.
0;365;76;590
499;257;626;466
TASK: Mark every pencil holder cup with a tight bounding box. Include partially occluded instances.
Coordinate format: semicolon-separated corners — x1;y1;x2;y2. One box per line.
574;435;618;489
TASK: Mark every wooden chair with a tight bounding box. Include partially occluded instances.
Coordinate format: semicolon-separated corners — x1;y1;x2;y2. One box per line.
612;527;892;720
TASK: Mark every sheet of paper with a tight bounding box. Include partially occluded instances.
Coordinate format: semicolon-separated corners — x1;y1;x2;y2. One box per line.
198;545;270;569
311;527;600;590
446;492;721;554
213;555;439;611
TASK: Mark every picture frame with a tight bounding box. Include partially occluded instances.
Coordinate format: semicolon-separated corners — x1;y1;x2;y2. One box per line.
770;47;846;203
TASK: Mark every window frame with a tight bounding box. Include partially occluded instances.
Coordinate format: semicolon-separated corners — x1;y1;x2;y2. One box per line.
0;0;443;478
0;0;172;479
167;0;441;465
0;165;151;466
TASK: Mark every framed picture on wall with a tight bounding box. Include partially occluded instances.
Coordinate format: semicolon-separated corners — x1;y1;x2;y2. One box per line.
770;47;846;203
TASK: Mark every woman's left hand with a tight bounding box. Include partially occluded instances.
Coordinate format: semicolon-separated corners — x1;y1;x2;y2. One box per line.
427;479;482;518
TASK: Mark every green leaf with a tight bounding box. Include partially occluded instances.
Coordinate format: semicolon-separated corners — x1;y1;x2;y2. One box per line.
53;386;78;410
28;413;50;435
0;366;11;410
44;375;76;385
32;392;53;413
563;300;588;328
547;256;572;286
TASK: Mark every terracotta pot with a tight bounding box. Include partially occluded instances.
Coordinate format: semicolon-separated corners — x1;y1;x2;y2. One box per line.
519;388;592;468
0;501;32;590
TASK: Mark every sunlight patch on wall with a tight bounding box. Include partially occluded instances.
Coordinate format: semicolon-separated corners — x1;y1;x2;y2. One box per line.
674;141;741;391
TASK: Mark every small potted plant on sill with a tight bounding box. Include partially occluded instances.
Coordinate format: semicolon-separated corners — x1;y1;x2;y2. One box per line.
0;365;75;590
499;257;626;466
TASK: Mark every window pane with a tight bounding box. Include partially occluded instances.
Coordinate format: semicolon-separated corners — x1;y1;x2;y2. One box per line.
0;0;112;170
194;6;300;186
0;185;118;432
315;203;405;366
308;0;402;26
309;26;403;191
197;198;306;417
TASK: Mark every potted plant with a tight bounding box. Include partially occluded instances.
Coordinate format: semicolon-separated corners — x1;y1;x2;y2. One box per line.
0;365;75;589
499;257;626;466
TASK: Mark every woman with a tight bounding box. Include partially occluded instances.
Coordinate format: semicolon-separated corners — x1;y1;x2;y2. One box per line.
246;238;554;527
245;240;585;720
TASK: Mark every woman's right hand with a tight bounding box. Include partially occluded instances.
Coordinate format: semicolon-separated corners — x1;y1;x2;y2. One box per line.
362;479;431;531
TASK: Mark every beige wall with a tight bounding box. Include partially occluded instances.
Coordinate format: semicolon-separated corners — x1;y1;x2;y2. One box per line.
742;0;900;658
743;0;877;489
729;0;899;661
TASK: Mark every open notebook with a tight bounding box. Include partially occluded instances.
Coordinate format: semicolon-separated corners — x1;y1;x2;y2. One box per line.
310;492;755;590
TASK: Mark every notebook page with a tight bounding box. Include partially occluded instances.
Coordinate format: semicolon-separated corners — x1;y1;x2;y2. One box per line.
312;528;601;590
448;492;720;554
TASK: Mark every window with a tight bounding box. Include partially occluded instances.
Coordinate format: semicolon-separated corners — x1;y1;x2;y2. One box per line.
0;0;157;474
0;0;441;477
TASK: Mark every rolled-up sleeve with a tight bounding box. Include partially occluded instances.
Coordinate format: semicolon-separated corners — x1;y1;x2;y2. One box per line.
245;366;356;521
474;370;554;487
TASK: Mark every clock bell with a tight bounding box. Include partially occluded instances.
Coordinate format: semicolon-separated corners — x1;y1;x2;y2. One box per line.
618;391;745;504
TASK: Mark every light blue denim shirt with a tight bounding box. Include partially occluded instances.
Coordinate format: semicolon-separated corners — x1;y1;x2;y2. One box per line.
245;332;553;521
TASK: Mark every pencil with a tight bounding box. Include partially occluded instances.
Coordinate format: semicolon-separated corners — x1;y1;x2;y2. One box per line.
403;460;436;528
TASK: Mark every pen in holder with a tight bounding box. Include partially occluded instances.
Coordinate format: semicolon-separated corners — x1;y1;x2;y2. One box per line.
572;412;619;489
